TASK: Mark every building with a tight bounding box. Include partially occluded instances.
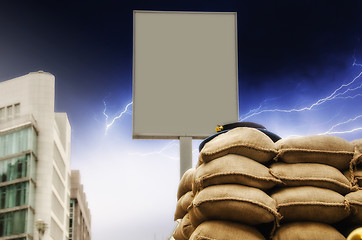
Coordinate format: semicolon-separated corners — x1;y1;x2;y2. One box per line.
69;170;91;240
0;71;71;240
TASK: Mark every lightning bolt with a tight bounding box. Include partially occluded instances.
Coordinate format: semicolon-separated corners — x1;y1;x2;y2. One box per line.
103;101;133;133
239;54;362;138
319;115;362;135
240;70;362;121
128;140;179;160
103;99;109;122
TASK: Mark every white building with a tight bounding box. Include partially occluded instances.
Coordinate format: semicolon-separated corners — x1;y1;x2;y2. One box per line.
0;71;71;240
69;170;91;240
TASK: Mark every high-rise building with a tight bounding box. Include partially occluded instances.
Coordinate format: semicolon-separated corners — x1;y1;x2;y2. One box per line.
0;71;71;240
69;170;91;240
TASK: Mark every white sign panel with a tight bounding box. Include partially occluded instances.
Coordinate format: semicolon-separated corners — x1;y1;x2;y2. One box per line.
133;11;239;139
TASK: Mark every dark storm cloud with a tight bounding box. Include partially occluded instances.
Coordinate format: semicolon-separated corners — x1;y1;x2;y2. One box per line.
237;0;362;89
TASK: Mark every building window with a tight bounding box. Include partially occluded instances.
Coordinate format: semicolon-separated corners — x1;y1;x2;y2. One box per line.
6;106;12;119
0;108;4;120
0;126;38;158
0;155;30;183
14;104;20;117
0;209;27;237
0;182;29;210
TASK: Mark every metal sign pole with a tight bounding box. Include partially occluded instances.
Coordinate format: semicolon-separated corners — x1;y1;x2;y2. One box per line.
179;136;192;179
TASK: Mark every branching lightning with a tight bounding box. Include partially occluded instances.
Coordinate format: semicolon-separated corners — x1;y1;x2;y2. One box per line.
239;54;362;138
128;140;179;160
240;70;362;121
319;115;362;135
103;100;133;133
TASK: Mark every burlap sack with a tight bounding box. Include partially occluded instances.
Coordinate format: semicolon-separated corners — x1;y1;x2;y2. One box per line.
271;186;349;223
275;135;354;171
344;169;362;187
345;190;362;224
348;139;362;187
199;127;277;164
174;191;194;220
273;222;346;240
194;154;281;193
189;220;266;240
351;139;362;152
188;184;280;227
173;213;195;240
177;168;195;200
269;162;352;195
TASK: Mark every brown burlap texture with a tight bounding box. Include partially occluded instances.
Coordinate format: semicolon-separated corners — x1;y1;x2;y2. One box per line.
275;135;354;171
269;162;353;195
174;191;194;220
351;139;362;152
173;213;195;240
345;190;362;224
271;186;350;223
188;184;280;227
194;154;281;194
344;169;362;188
349;139;362;187
189;220;266;240
272;222;346;240
199;127;277;164
177;168;195;200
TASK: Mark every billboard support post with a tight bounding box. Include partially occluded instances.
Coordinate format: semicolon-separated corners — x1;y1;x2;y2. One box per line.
179;136;192;179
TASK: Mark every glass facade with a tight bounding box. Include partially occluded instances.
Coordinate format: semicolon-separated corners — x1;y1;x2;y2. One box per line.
0;127;37;158
0;154;36;183
0;209;27;236
0;126;37;238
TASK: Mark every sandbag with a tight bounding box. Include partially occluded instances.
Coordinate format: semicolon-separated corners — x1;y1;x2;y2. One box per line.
271;186;349;223
344;168;362;187
275;135;354;171
188;184;280;227
349;139;362;187
269;162;352;194
199;127;277;164
194;154;281;193
345;190;362;224
174;191;194;220
351;139;362;153
273;222;346;240
173;213;195;240
177;168;195;200
189;220;266;240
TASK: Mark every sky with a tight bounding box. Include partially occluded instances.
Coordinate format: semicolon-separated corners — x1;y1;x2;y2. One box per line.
1;0;362;239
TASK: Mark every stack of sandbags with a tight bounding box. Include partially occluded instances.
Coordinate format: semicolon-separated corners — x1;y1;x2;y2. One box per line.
172;127;361;240
188;127;282;239
271;135;355;240
173;168;196;240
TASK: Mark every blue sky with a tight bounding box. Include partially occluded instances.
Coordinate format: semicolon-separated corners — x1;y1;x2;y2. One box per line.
1;1;362;239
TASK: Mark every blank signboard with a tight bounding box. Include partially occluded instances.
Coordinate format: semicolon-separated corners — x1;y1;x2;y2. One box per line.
133;11;239;139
